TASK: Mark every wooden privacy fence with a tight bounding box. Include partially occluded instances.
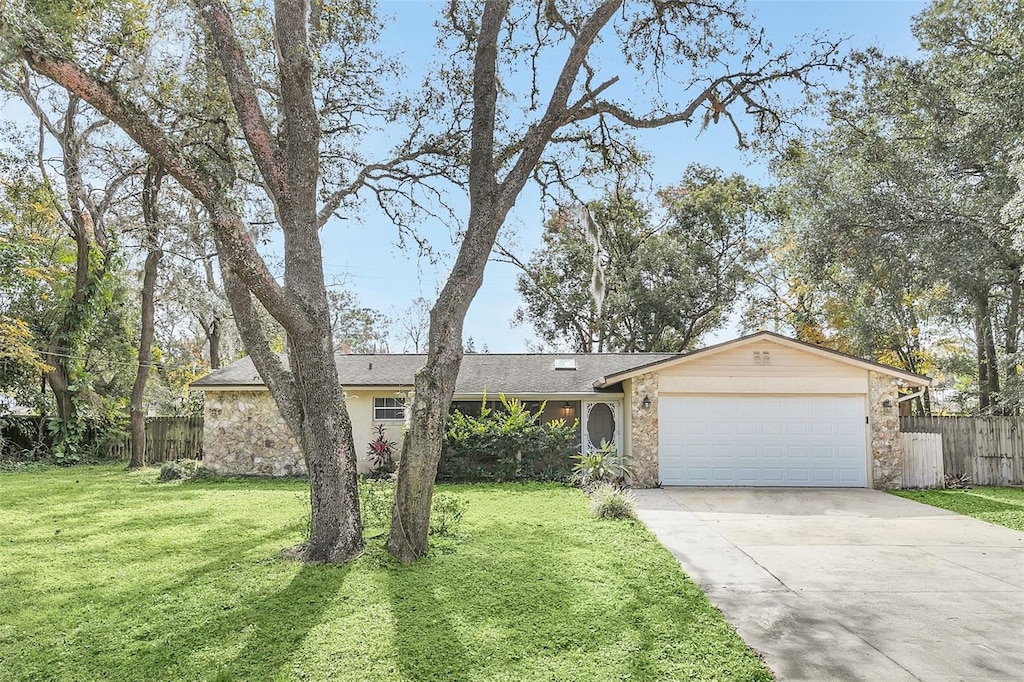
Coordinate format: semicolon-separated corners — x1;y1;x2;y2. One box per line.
107;416;203;463
901;432;944;489
901;416;1024;486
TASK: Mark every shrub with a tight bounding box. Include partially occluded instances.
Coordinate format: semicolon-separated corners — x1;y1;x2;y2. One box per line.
189;465;215;481
429;492;467;536
366;424;398;477
571;441;633;488
358;477;468;537
157;461;183;482
588;483;637;520
439;394;578;482
157;459;202;483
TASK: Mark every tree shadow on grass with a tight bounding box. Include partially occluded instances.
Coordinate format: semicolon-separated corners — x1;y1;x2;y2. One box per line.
215;564;353;681
381;523;619;681
383;563;477;682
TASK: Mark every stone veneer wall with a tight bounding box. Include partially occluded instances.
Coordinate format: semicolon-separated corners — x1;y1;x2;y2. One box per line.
869;372;903;489
630;372;660;488
203;390;306;476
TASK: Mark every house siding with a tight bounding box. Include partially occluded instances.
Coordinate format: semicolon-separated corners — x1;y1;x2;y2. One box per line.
658;339;866;379
203;389;408;476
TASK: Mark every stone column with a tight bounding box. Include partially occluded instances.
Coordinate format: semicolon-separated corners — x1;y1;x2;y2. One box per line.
630;372;660;488
868;372;903;489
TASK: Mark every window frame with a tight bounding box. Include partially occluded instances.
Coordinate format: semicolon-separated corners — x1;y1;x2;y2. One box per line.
373;396;406;422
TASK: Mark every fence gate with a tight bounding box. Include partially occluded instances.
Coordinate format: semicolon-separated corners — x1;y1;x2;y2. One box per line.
901;432;943;489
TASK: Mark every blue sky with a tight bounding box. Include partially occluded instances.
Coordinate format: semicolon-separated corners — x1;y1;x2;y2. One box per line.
325;0;929;352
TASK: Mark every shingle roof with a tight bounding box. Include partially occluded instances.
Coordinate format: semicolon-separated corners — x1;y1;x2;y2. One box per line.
190;352;678;394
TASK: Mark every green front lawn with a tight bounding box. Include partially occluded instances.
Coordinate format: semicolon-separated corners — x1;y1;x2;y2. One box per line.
891;486;1024;531
0;465;770;682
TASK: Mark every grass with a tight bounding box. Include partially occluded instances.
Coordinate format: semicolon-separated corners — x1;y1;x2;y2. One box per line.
0;465;771;682
891;486;1024;531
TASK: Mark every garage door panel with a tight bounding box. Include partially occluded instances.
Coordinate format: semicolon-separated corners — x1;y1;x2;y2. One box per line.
658;396;867;487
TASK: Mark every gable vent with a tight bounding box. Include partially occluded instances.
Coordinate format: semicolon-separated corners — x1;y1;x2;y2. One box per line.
553;359;577;371
753;351;770;366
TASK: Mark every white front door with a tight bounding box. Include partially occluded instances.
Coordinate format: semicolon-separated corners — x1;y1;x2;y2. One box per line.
582;400;622;454
658;395;868;487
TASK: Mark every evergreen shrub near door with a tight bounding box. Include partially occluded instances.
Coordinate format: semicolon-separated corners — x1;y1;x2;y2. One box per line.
438;394;579;482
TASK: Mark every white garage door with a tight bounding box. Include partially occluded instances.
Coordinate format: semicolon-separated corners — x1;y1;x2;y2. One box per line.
659;396;867;487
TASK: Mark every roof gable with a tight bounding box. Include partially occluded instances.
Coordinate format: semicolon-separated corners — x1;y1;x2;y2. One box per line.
593;331;931;387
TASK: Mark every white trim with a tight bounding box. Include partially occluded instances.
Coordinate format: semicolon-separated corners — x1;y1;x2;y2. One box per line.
191;386;623;399
451;392;624;399
581;399;623;454
373;396;406;421
898;388;927;403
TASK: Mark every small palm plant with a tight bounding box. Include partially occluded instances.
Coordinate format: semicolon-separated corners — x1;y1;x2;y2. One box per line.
571;440;633;489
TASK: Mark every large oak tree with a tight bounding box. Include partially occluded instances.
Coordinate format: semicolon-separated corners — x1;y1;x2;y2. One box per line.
5;0;841;563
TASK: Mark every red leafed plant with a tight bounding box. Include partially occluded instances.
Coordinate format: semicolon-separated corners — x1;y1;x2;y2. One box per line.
367;424;397;475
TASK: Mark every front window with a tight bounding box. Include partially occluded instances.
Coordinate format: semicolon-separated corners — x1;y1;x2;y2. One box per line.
374;396;406;421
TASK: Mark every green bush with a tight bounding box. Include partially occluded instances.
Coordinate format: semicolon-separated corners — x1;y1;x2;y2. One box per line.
588;483;637;520
571;441;633;488
157;461;183;482
156;459;201;483
429;492;467;536
439;394;578;482
358;477;468;537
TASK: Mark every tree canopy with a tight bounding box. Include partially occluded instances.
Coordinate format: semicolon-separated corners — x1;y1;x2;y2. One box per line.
512;165;768;352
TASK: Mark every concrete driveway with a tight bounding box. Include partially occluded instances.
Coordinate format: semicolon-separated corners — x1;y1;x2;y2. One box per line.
634;488;1024;681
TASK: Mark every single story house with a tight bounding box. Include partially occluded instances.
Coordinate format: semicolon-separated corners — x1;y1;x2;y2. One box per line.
190;331;930;489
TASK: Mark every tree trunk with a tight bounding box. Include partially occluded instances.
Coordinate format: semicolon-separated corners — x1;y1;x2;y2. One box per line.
129;162;164;470
387;208;498;562
976;291;1000;413
386;0;621;562
208;319;222;369
202;252;223;369
1003;273;1021;415
289;334;364;562
44;359;75;423
387;296;471;562
44;180;92;423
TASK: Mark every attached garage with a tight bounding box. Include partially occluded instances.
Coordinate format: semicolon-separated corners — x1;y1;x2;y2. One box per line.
596;332;931;490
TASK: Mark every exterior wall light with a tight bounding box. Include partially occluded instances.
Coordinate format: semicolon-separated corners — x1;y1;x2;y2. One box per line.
641;395;651;409
562;402;573;416
882;399;893;408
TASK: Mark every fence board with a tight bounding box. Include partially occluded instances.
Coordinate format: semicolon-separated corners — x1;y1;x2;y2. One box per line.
900;416;1024;486
902;433;943;489
108;416;203;464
